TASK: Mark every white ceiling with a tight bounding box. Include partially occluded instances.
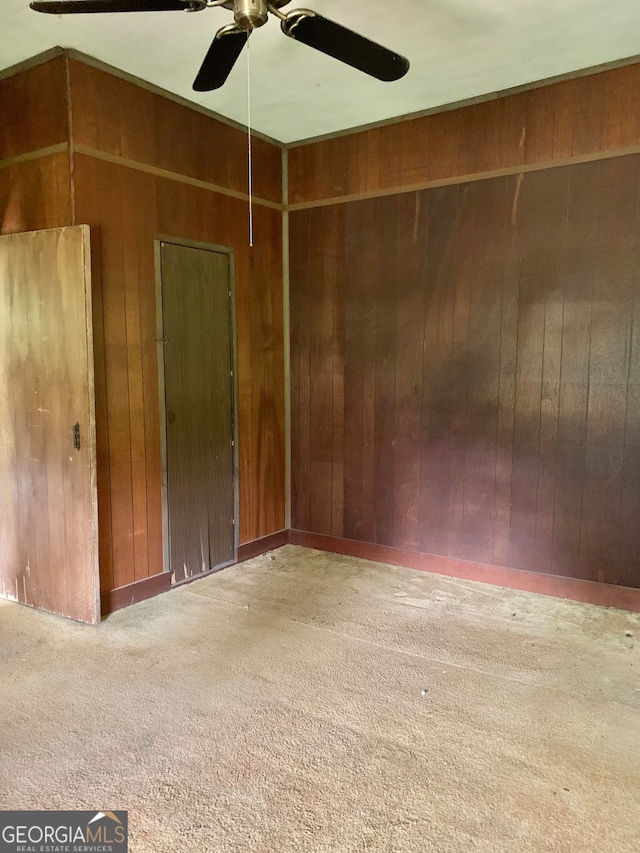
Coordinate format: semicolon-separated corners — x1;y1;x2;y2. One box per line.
1;0;640;143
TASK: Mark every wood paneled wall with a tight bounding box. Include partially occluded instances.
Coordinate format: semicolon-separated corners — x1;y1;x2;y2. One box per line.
290;61;640;590
0;56;69;160
2;53;285;596
68;60;281;205
289;62;640;206
0;153;72;235
69;63;285;593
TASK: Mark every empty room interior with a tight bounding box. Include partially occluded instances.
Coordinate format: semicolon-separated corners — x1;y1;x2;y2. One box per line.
1;0;640;850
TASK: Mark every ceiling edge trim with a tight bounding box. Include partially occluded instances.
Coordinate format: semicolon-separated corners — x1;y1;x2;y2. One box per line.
0;47;66;82
285;52;640;149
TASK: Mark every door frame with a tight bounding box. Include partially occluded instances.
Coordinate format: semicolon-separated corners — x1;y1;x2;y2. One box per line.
154;236;240;581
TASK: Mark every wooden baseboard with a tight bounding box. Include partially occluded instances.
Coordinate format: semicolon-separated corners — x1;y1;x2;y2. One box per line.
237;529;290;562
101;529;640;615
288;530;640;613
101;531;289;615
101;572;172;616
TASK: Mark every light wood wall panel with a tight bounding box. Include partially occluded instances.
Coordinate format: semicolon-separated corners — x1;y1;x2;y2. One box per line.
0;225;99;623
289;62;640;205
0;153;72;235
0;56;69;160
290;155;640;589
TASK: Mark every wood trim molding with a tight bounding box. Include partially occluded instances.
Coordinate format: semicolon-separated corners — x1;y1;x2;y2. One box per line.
4;46;640;151
73;144;283;211
0;48;66;82
237;529;290;562
288;530;640;613
101;528;640;614
287;144;640;211
0;144;69;171
101;571;172;616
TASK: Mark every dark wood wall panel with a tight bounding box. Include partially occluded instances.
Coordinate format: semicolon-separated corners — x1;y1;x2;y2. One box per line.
0;57;69;159
68;60;282;204
290;154;640;589
289;62;640;205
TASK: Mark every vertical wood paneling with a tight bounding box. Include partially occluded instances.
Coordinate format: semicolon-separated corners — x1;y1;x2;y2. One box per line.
620;266;640;588
492;175;521;566
579;157;639;584
288;61;640;206
341;203;368;538
2;53;280;602
68;58;285;592
392;192;426;551
507;171;547;570
331;221;346;538
72;157;114;592
459;177;506;563
419;185;457;558
290;155;640;589
308;205;338;535
533;170;568;574
288;212;305;530
601;64;640;150
0;155;72;236
359;203;379;543
550;163;597;579
0;57;68;159
446;184;473;558
372;195;399;545
68;60;281;204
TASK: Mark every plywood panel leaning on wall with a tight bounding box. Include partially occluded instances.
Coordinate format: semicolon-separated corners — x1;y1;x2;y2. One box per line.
0;225;99;623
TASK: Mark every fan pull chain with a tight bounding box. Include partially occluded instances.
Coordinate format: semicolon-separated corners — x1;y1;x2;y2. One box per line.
246;32;254;248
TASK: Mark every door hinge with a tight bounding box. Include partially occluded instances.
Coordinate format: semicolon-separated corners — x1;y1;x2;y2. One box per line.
73;422;81;451
231;439;235;447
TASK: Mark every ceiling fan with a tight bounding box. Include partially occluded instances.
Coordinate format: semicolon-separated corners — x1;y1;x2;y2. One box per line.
30;0;410;91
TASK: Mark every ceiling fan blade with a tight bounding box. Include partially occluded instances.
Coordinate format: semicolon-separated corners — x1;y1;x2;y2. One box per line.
30;0;194;13
281;10;409;82
193;24;249;92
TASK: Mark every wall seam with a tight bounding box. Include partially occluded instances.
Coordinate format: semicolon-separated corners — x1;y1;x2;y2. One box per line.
64;55;76;226
282;147;292;529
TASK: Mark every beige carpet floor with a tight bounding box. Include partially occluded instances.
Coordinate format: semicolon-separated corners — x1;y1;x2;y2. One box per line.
1;544;639;852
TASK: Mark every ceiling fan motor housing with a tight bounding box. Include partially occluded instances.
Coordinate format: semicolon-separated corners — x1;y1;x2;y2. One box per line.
233;0;268;29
